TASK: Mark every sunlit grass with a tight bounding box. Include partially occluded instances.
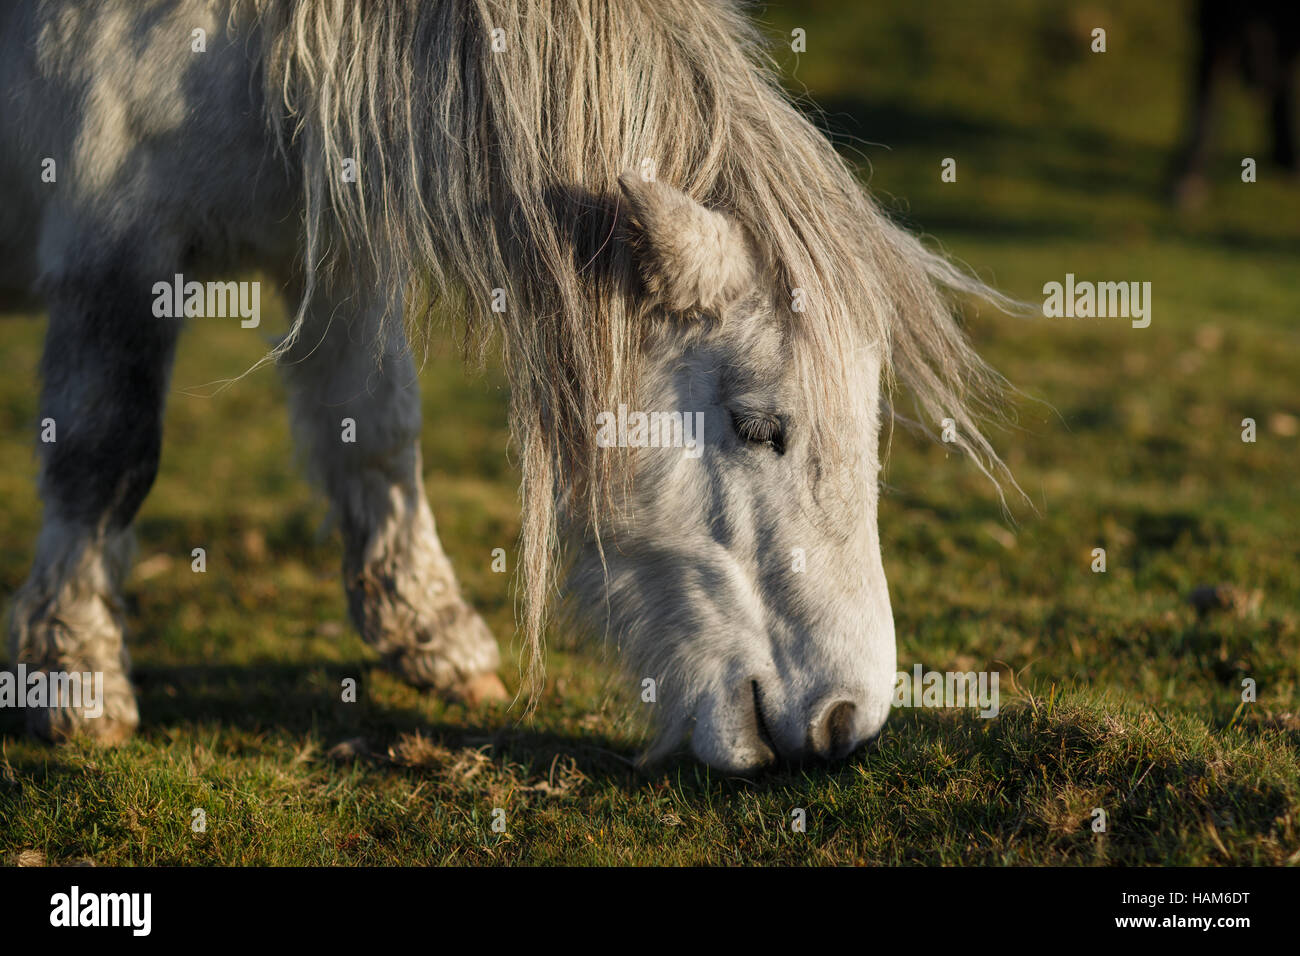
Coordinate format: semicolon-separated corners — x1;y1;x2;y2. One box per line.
1;1;1297;865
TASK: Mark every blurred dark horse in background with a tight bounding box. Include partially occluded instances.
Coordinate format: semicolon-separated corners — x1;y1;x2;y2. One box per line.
1173;0;1300;206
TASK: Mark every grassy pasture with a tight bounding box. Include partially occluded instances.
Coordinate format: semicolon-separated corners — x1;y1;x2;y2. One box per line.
1;0;1297;865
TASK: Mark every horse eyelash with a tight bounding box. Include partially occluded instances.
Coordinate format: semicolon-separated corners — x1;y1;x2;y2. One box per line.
731;411;785;454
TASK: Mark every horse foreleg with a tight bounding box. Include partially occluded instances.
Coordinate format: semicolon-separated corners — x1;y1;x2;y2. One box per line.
279;291;506;704
8;264;179;743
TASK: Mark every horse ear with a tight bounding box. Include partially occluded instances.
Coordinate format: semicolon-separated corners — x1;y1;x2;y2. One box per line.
618;172;755;316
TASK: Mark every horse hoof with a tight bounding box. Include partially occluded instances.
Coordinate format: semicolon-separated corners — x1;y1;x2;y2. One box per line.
34;713;138;746
25;679;139;747
450;671;509;706
377;600;503;696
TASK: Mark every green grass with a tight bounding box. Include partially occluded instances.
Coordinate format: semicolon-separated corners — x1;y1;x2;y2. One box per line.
2;0;1298;865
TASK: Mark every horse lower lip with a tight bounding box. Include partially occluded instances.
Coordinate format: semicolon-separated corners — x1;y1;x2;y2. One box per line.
750;680;778;758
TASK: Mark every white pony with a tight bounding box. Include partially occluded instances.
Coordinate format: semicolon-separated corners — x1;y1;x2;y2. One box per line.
0;0;1011;771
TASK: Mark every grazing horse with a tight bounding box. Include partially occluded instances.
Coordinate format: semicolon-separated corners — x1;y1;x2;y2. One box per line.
0;0;1010;771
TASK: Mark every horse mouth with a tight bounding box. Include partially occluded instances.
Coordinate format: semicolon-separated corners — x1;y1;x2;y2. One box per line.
750;680;778;760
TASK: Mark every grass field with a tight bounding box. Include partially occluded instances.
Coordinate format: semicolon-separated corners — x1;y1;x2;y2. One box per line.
2;1;1298;865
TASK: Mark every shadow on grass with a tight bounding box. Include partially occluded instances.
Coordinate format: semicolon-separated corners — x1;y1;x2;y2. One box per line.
0;660;668;791
0;661;997;796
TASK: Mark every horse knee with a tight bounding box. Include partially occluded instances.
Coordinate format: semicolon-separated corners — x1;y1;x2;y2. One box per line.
38;271;180;528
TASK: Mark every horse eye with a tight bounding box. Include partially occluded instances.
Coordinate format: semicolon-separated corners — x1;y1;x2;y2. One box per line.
731;412;785;455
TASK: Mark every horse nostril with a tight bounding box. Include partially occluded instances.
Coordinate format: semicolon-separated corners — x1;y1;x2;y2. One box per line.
809;699;858;760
